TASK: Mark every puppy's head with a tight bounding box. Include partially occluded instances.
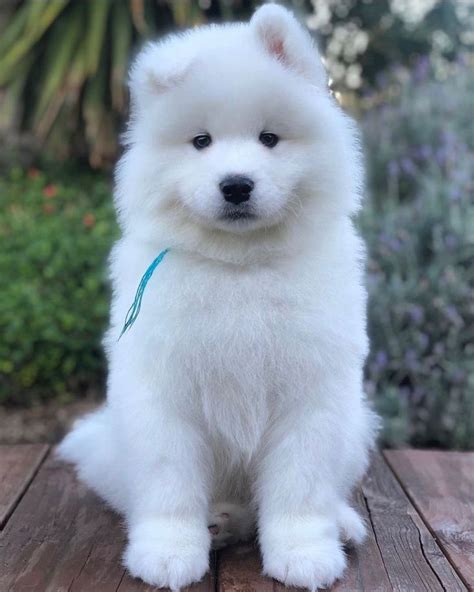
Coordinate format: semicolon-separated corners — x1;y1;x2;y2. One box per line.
117;5;362;251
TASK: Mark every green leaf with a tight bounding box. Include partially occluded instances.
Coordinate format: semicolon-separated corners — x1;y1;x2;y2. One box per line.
0;0;69;83
84;0;111;76
33;4;84;131
0;3;30;56
110;0;133;110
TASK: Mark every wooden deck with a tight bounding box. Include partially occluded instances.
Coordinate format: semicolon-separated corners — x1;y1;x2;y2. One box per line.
0;446;472;591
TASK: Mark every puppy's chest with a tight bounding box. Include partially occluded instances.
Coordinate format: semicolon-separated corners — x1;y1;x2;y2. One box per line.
164;267;306;450
146;262;313;381
129;261;318;452
170;274;292;359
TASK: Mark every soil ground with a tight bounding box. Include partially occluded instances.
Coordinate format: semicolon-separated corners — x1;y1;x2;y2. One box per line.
0;400;99;444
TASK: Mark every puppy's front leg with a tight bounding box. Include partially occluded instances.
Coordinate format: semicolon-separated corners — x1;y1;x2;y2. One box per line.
118;393;212;589
257;403;354;590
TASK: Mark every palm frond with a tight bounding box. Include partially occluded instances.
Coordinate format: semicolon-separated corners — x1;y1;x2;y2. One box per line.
0;0;219;166
0;0;69;82
33;4;84;133
84;0;112;76
111;1;133;111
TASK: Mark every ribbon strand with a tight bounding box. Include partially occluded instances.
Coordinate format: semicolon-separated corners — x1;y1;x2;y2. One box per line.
119;248;170;339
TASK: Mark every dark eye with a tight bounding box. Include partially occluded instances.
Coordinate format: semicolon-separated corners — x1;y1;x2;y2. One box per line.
259;131;279;148
193;133;212;150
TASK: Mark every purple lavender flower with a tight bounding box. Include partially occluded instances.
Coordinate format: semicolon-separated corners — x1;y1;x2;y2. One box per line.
448;188;462;202
407;304;424;324
445;305;463;325
388;160;399;177
451;368;466;384
404;349;419;371
401;157;416;175
419;145;433;160
376;71;388;90
418;333;429;349
411;387;426;404
375;350;388;369
439;130;454;145
445;233;458;248
399;387;411;400
435;147;448;166
413;55;430;82
388;237;402;252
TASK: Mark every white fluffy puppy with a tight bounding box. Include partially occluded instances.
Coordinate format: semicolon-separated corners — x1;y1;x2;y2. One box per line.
59;4;378;590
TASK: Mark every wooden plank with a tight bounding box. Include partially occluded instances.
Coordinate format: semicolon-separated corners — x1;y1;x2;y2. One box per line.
364;451;466;592
0;444;49;528
116;552;217;592
385;449;474;588
331;488;392;592
217;453;466;591
218;540;275;592
217;483;393;591
0;449;214;591
217;536;391;592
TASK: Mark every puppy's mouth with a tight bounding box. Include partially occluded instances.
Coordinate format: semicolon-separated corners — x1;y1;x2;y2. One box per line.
220;207;257;223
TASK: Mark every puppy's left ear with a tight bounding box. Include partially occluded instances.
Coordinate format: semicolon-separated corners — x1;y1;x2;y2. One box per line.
129;40;195;106
251;4;326;88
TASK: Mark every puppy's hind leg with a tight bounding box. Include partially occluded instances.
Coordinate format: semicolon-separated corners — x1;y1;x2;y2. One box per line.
337;502;367;546
58;406;127;514
208;502;256;549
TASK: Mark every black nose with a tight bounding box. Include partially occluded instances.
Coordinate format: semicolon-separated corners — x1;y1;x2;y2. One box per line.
219;175;254;205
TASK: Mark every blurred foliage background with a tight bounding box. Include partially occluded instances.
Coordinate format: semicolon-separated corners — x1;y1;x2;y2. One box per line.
0;0;473;448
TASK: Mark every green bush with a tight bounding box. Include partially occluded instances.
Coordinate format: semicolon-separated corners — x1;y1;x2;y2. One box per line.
360;59;474;449
0;167;117;405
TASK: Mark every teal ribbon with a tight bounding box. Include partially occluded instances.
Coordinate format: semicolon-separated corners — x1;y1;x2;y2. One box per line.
119;248;169;339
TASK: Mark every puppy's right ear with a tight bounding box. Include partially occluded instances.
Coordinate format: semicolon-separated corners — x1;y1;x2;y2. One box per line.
251;4;326;88
129;40;194;103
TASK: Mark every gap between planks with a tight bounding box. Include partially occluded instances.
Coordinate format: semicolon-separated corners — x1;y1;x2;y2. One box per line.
0;443;50;529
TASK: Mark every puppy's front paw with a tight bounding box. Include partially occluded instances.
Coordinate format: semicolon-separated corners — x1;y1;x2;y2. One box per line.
124;519;210;590
261;518;346;591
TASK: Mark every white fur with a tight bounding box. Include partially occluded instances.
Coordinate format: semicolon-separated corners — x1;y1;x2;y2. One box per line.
59;5;378;590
